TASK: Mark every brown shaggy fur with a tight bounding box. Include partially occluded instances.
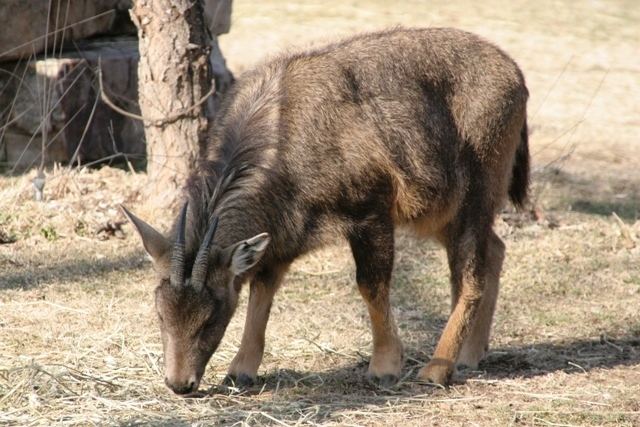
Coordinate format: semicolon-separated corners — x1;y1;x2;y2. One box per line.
127;27;529;393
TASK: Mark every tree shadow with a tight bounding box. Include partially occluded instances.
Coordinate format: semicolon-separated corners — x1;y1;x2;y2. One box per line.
537;167;639;221
479;334;640;378
174;238;640;424
0;249;147;290
246;332;640;390
114;329;640;426
108;244;640;425
571;199;639;221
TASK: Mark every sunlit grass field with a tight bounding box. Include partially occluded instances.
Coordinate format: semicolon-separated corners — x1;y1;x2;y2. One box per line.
1;0;639;425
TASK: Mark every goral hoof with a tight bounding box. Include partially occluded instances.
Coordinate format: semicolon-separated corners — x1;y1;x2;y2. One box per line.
417;359;453;386
223;373;255;387
367;373;399;389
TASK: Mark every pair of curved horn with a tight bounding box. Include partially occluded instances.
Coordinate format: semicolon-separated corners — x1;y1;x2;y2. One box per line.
191;216;219;290
170;202;219;290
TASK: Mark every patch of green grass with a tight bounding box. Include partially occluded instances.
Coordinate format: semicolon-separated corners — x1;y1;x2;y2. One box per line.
74;220;88;237
39;225;58;242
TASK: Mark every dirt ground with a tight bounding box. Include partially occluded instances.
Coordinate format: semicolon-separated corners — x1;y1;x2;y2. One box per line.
1;0;639;425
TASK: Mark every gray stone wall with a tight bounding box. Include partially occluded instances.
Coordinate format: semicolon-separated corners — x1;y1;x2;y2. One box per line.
0;0;232;173
0;1;135;62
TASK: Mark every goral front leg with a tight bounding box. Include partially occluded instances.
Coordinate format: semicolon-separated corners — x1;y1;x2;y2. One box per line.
226;264;288;386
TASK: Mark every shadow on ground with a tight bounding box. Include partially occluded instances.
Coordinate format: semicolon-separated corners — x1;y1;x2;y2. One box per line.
0;249;148;290
571;199;639;221
255;331;640;390
536;167;640;221
118;331;640;426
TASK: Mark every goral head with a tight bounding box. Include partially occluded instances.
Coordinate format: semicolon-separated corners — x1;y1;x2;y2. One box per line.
121;203;269;395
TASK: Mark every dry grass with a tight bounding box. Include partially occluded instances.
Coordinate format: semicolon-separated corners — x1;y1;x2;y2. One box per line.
1;0;640;425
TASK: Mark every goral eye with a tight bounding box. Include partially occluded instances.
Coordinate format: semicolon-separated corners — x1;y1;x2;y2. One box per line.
197;312;218;341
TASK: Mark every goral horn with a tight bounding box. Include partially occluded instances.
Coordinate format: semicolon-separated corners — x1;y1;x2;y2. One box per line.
190;217;219;291
170;202;189;286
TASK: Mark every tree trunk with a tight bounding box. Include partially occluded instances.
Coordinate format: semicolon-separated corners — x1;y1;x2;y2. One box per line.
131;0;212;210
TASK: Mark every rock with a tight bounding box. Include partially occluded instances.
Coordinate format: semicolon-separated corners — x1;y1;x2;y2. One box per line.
0;38;144;173
204;0;232;35
0;0;135;62
59;38;145;166
0;0;235;173
205;0;234;95
2;129;66;172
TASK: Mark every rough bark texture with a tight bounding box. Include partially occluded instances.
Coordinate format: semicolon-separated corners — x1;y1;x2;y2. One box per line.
131;0;212;209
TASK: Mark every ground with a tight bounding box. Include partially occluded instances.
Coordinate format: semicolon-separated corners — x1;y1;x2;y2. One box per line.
1;0;639;425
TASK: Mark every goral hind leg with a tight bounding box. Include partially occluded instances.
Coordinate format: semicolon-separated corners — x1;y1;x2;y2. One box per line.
419;222;502;386
457;231;504;369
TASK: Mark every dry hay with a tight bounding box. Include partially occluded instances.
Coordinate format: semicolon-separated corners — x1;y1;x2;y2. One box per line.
2;0;640;425
0;165;147;246
1;166;639;426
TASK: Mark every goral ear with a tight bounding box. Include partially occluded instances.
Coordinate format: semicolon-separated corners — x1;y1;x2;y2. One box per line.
121;205;170;270
227;233;270;276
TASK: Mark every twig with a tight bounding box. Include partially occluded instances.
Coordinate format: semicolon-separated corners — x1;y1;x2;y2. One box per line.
296;268;344;276
0;67;37;100
9;67;87;174
259;411;293;427
32;364;79;397
539;68;610;171
24;105;84;172
303;337;359;360
518;410;639;415
12;301;89;315
567;361;587;374
0;63;33;150
532;55;573;120
532;68;610;203
0;376;28;405
0;109;31;133
601;335;624;353
531;417;579;427
509;391;611;407
98;61;215;126
68;85;100;167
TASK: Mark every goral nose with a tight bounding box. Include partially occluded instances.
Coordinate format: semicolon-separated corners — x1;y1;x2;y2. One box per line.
165;376;198;395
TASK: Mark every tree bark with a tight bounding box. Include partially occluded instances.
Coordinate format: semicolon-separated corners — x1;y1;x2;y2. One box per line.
131;0;212;209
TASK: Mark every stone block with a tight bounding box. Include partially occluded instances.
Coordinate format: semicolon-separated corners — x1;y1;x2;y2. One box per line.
0;0;134;62
0;38;144;173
